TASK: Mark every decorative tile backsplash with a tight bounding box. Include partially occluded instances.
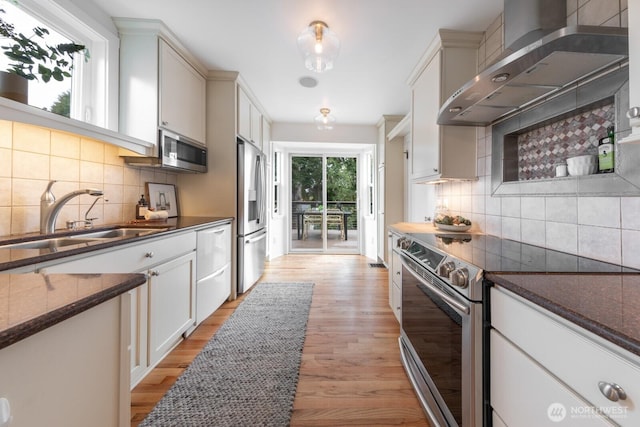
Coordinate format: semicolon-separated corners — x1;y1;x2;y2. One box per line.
517;104;615;180
0;121;177;237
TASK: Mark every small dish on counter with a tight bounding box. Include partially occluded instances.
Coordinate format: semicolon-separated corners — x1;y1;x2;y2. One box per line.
435;223;472;232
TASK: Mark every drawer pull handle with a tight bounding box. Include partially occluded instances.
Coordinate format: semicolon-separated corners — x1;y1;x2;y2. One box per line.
145;252;154;258
396;271;401;275
598;381;627;401
150;270;160;277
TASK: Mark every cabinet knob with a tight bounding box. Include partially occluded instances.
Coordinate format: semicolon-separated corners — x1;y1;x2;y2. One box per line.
598;381;627;402
433;168;439;173
145;252;154;258
396;271;401;275
150;270;160;277
161;120;168;126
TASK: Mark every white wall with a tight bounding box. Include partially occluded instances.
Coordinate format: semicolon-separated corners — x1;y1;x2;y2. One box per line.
272;122;378;145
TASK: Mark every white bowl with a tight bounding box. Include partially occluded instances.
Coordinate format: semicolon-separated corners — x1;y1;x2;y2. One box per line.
567;155;597;176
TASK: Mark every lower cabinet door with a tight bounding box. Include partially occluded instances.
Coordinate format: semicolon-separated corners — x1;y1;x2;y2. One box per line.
491;330;615;427
148;252;196;367
129;282;148;388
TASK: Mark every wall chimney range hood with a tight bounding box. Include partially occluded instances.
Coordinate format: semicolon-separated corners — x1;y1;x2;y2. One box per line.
438;0;628;126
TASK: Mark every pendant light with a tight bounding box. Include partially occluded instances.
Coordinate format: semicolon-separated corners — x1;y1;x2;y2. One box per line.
297;20;340;73
315;108;336;130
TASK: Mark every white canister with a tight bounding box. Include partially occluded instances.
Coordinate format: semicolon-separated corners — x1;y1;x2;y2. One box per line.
556;164;568;177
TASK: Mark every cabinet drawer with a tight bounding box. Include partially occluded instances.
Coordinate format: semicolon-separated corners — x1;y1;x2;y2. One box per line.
41;232;197;274
491;330;614;427
392;250;401;284
196;264;231;325
492;287;640;426
196;223;231;280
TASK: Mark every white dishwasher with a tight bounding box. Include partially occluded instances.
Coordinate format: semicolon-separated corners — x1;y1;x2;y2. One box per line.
196;222;232;325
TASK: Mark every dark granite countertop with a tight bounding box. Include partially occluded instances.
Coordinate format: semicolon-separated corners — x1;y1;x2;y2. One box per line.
0;216;233;350
0;272;147;350
486;273;640;357
0;216;233;272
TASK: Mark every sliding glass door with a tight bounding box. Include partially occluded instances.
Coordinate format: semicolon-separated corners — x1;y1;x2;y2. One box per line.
290;155;358;253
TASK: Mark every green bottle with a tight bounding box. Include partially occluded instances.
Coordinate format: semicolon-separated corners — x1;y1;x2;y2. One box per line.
598;126;615;173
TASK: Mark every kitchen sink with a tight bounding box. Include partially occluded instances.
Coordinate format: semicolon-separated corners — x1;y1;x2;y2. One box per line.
76;227;169;239
0;227;169;251
1;237;103;250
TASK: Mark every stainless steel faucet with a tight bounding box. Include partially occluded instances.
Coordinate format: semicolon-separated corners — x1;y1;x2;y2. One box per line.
40;180;104;234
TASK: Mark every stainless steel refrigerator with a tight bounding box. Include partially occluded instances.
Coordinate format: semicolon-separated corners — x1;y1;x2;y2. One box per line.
237;137;267;293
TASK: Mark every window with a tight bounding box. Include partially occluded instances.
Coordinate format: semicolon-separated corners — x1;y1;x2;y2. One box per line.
273;150;282;215
366;153;375;216
0;0;118;129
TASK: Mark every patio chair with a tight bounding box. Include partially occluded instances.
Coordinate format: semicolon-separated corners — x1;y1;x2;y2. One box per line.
326;209;345;240
302;211;322;239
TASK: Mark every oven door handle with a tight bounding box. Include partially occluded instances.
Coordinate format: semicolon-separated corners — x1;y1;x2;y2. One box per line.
400;254;470;316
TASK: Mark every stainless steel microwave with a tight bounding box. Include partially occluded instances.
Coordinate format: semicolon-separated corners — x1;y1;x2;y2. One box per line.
122;129;207;173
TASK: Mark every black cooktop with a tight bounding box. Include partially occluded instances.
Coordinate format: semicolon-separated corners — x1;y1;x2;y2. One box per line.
408;232;639;274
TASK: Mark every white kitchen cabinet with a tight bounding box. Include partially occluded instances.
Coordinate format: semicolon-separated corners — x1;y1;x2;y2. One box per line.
407;30;481;182
115;19;206;147
196;222;232;325
128;282;148;387
159;40;206;142
39;231;197;387
0;295;130;427
490;286;640;426
388;231;402;323
491;330;614;427
148;251;196;366
376;116;404;264
237;85;262;146
262;116;271;153
621;1;640;143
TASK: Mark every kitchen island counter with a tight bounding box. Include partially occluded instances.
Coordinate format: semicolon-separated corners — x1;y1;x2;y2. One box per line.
0;272;147;350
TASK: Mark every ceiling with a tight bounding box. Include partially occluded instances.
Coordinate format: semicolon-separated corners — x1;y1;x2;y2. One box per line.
93;0;503;126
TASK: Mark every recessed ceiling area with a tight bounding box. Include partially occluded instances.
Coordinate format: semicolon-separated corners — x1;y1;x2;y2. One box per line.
93;0;503;126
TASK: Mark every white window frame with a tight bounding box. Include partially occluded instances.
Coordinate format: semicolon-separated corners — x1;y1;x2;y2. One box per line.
14;0;119;130
272;150;282;215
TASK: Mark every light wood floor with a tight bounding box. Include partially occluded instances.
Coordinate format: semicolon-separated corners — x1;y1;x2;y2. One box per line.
130;254;429;426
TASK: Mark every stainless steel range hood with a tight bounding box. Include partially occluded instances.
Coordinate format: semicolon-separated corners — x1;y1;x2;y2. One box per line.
438;0;628;126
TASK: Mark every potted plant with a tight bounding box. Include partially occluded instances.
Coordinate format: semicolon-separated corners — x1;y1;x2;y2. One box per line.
0;7;86;103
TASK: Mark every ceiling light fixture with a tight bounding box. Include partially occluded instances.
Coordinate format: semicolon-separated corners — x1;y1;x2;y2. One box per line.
315;108;335;130
297;20;340;73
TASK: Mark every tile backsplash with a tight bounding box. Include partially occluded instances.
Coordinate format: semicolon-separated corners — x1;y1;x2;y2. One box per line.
0;120;177;237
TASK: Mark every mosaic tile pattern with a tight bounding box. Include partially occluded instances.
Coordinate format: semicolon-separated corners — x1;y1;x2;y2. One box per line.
517;104;614;180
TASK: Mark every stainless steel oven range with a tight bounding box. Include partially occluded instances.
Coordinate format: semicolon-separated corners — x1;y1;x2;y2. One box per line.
397;231;639;426
398;232;483;427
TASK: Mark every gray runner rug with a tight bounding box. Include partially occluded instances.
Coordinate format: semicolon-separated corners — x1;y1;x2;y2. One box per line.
139;282;314;427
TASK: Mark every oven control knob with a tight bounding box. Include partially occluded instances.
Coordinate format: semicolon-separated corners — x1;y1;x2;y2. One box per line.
438;261;456;278
451;267;469;288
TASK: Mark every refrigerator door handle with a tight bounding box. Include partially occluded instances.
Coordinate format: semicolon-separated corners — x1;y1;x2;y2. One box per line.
246;231;267;244
256;154;266;226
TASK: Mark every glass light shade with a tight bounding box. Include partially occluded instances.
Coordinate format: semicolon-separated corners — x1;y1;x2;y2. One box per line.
315;108;336;130
297;21;340;73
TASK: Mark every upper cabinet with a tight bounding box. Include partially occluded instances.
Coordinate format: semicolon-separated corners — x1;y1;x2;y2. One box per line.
408;30;482;182
159;41;206;143
237;85;263;148
621;1;640;143
115;19;207;148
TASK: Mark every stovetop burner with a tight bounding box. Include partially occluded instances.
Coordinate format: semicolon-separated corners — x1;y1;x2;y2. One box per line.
408;232;638;274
